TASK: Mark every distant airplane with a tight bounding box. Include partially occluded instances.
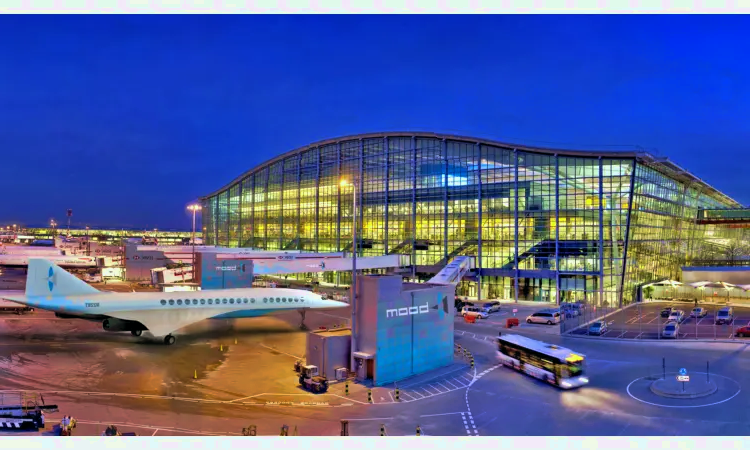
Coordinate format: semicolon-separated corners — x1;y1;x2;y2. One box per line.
5;259;348;345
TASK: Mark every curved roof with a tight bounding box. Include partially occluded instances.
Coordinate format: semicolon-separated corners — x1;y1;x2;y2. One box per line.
200;131;740;207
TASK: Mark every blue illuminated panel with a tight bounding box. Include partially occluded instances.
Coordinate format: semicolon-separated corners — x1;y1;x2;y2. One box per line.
374;288;454;386
200;253;254;290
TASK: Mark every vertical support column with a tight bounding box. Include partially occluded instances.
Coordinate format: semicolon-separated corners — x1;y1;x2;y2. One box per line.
359;138;364;258
384;136;390;254
297;153;302;250
619;159;637;308
555;154;560;305
263;167;270;249
599;156;604;308
476;142;483;302
513;149;519;303
314;147;321;253
443;139;449;263
249;176;255;249
237;178;244;247
336;142;342;253
411;136;417;278
278;164;284;250
224;191;230;247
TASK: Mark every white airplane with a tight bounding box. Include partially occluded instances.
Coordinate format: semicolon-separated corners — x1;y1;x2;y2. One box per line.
4;259;348;345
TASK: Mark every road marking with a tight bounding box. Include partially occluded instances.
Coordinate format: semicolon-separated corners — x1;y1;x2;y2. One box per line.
152;429;159;436
428;384;442;393
258;343;303;360
400;392;417;401
421;387;433;397
418;411;469;418
617;331;627;338
443;379;460;389
459;375;473;384
634;332;643;339
461;412;471;435
399;365;469;388
436;382;452;391
407;390;424;399
451;378;467;387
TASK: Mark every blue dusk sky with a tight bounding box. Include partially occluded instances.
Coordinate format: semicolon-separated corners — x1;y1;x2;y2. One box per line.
0;15;748;230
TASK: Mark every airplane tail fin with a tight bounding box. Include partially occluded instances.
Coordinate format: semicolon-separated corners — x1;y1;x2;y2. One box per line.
25;258;100;297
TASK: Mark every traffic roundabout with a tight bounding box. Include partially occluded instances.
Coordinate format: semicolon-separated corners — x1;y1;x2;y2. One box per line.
626;372;741;408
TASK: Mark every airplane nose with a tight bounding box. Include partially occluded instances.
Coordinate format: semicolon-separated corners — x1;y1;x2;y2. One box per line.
324;299;349;308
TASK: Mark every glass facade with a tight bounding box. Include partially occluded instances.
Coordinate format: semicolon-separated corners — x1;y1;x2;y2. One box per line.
201;133;743;307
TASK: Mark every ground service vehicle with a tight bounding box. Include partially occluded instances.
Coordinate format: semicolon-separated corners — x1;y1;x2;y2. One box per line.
299;365;329;393
497;334;589;389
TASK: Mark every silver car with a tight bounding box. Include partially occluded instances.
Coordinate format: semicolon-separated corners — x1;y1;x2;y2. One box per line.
662;322;679;339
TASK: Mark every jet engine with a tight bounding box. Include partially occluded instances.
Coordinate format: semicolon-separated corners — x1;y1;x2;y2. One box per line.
102;318;147;332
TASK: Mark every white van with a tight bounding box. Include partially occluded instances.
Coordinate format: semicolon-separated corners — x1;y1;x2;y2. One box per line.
526;310;562;325
462;306;488;319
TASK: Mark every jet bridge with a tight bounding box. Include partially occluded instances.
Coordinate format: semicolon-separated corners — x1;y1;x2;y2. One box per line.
425;256;474;285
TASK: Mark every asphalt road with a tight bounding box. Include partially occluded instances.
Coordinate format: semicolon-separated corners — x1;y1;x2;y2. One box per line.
2;294;750;436
567;302;750;340
454;319;750;435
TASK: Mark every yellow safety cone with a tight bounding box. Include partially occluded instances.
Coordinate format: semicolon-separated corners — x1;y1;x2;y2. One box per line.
220;344;223;351
194;370;197;379
234;338;237;345
416;425;422;436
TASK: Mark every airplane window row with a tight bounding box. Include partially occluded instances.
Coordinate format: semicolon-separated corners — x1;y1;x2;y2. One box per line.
159;297;306;306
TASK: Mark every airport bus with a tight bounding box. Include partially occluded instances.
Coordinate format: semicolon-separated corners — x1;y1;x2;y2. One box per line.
497;334;589;389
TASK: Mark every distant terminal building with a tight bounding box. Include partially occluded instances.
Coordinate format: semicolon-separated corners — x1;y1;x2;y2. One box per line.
199;131;747;307
20;227;198;246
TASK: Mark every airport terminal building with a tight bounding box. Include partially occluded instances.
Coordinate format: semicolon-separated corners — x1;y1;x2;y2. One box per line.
200;132;744;307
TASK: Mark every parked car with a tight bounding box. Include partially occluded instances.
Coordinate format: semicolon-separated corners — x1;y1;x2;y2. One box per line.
690;307;707;318
715;307;734;325
588;320;608;336
662;322;680;338
561;303;581;317
462;306;488;319
526;310;561;325
735;322;750;338
480;301;502;313
667;310;685;323
660;307;674;318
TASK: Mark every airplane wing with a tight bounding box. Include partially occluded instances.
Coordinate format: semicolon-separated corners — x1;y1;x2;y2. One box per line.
105;308;227;337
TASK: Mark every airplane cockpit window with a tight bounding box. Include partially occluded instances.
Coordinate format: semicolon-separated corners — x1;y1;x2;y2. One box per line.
200;299;206;305
169;300;175;305
160;300;166;305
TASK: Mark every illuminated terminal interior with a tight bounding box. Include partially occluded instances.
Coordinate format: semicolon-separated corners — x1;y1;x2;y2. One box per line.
200;132;748;307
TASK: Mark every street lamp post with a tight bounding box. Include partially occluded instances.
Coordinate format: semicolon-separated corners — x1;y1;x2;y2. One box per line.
340;179;358;372
187;204;202;282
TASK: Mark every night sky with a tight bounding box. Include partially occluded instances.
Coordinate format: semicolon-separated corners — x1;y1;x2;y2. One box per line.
1;15;748;231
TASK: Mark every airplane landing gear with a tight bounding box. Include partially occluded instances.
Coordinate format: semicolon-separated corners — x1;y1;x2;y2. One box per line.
163;335;176;345
298;309;308;331
131;330;143;337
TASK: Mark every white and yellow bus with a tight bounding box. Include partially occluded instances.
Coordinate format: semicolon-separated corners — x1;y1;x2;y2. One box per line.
497;334;589;389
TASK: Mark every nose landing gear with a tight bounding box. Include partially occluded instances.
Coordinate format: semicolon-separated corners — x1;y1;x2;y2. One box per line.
298;309;308;331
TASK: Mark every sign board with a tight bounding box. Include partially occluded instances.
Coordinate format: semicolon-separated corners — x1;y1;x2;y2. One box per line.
677;375;690;382
678;368;687;376
512;309;518;313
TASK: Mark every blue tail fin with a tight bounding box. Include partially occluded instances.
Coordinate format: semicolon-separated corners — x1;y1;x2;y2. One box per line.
25;259;100;297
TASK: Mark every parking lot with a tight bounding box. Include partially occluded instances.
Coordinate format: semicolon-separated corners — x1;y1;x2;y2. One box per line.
568;301;750;340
